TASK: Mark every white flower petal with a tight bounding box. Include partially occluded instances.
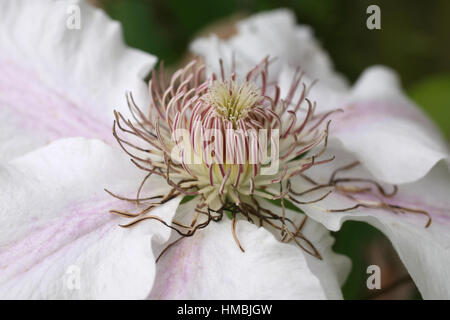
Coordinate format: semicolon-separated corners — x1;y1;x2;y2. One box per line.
0;138;178;299
291;147;450;299
148;199;349;299
0;0;156;161
295;213;351;299
190;9;347;90
329;66;449;184
258;200;351;300
149;220;324;299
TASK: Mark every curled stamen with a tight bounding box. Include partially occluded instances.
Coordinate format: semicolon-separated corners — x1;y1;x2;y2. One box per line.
288;191;332;205
322;161;431;228
327;201;431;228
332;178;398;198
232;216;245;253
104;188;164;203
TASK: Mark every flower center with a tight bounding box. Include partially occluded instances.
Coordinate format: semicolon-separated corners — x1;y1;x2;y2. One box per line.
203;80;262;124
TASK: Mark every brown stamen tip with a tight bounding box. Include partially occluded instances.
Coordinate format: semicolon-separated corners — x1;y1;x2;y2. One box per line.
232;217;245;253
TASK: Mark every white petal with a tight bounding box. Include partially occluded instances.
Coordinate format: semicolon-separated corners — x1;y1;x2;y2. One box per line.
297;214;351;299
190;9;347;90
0;0;156;161
291;147;450;299
149;220;324;299
258;200;351;300
329;66;449;184
0;138;177;299
148;198;349;299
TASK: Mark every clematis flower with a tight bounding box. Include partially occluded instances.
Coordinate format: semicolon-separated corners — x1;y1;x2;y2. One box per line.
0;1;448;300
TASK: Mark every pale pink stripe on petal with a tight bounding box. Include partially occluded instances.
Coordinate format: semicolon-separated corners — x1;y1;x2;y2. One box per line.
0;0;156;161
292;148;450;299
0;138;178;299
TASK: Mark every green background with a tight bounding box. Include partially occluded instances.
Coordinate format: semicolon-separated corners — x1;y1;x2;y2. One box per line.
97;0;450;299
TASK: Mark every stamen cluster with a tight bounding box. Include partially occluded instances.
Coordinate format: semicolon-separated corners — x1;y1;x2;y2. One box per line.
109;57;430;259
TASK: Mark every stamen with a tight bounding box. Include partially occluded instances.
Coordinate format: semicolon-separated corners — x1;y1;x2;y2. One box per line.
232;216;245;253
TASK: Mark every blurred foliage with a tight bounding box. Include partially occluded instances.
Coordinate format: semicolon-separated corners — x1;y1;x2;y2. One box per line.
98;0;449;299
409;75;450;139
332;222;384;300
332;222;421;300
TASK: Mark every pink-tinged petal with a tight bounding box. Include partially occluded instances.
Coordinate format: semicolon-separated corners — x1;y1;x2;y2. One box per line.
291;147;450;299
257;200;351;300
190;9;347;90
149;221;324;299
296;215;351;299
0;0;156;161
0;138;178;299
329;66;449;184
148;199;349;299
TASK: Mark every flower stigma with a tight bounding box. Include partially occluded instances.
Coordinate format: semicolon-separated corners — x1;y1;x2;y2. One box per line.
202;80;261;125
